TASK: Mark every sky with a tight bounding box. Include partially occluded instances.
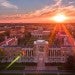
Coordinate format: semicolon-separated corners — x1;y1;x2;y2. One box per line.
0;0;75;23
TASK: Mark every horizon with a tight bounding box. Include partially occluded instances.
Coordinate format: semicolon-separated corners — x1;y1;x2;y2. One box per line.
0;1;75;74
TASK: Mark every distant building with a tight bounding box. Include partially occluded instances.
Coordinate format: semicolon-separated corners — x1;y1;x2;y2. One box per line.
31;27;50;39
0;37;18;46
10;27;25;38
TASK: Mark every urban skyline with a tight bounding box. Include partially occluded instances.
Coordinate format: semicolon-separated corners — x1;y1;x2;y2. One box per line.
0;0;75;75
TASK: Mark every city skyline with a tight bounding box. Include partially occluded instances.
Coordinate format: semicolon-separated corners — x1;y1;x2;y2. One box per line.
0;0;75;23
0;1;75;74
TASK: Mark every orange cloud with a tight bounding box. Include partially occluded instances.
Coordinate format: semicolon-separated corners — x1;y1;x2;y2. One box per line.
0;0;75;23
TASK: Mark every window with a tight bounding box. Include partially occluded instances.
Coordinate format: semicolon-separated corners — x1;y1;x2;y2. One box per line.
39;46;44;52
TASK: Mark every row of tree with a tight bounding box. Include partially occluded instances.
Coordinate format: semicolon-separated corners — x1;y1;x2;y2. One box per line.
65;55;75;71
18;31;31;46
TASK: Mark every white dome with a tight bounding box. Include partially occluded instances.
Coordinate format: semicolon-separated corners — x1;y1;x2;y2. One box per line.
34;40;48;44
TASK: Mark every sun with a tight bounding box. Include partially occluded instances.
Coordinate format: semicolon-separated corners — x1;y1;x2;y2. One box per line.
51;13;67;23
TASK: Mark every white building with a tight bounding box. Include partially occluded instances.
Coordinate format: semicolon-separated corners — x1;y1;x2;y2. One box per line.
0;39;73;64
31;27;50;39
34;40;49;62
0;37;18;46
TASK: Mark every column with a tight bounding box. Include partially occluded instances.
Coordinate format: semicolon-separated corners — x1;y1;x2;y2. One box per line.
31;50;32;57
27;50;28;57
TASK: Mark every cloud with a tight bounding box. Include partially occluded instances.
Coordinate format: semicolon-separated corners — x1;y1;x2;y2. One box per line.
0;0;75;23
27;0;75;17
69;1;74;5
0;0;18;9
54;0;62;6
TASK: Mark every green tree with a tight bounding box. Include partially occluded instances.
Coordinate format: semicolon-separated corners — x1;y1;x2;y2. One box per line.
0;48;5;62
18;32;31;46
65;55;75;72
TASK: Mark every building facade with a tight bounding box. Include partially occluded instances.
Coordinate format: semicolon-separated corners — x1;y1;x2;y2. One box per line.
0;39;73;64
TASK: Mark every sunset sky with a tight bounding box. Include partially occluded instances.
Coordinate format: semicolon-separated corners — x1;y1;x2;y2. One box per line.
0;0;75;23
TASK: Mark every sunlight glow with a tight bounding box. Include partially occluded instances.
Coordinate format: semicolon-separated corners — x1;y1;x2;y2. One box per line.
52;13;67;23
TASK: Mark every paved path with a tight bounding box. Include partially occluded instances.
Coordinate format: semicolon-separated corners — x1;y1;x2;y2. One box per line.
0;70;74;74
37;56;45;70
